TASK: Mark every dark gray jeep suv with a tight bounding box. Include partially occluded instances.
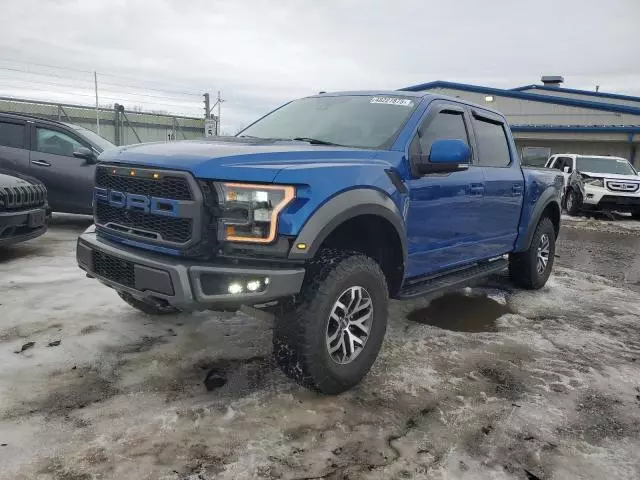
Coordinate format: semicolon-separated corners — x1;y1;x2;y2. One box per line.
0;113;115;215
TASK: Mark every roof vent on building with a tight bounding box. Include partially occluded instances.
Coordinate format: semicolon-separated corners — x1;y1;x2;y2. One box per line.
541;75;564;87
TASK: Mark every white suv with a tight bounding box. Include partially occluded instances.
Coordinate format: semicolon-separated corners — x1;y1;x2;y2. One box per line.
545;154;640;219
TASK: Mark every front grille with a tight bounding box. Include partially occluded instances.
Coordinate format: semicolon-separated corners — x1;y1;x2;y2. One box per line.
606;181;639;193
93;250;135;288
96;203;192;243
0;184;46;211
95;167;192;200
95;165;198;247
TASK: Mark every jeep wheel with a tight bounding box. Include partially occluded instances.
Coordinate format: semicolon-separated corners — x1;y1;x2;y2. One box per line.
509;217;556;290
273;250;388;394
632;212;640;220
565;190;582;216
118;291;181;315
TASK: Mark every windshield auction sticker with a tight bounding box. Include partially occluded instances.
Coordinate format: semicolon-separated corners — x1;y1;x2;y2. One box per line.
370;96;414;107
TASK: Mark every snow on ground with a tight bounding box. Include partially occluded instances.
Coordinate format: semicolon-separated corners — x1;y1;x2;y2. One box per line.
562;213;640;235
1;215;640;479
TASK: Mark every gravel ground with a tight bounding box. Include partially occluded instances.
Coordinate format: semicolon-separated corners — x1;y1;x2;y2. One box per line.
1;215;639;480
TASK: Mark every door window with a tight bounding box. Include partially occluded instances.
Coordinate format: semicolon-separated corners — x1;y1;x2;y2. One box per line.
473;118;511;167
556;156;573;172
552;158;565;170
0;121;26;149
413;110;469;157
36;127;85;157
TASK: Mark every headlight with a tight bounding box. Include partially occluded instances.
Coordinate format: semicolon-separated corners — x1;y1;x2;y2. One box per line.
582;176;604;187
214;182;295;243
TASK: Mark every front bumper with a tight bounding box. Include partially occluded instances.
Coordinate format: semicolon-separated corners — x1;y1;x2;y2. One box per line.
582;185;640;212
76;227;306;310
0;207;47;246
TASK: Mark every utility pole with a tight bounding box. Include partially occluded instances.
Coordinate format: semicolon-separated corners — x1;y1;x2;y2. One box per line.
94;71;100;135
216;90;222;135
203;93;210;119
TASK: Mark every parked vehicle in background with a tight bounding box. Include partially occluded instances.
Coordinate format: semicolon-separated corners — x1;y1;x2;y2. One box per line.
545;154;640;218
0;113;116;215
77;91;563;394
0;169;48;246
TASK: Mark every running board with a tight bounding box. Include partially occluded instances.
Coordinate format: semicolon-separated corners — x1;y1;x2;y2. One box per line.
397;258;508;300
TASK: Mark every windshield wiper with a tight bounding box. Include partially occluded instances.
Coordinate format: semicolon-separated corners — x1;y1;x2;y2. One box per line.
292;137;342;146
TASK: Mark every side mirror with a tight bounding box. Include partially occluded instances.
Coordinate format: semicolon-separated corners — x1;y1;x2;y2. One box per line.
563;166;570;173
73;147;97;164
415;139;471;175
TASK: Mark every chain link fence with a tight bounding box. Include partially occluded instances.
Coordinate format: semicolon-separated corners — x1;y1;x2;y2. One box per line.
0;96;209;146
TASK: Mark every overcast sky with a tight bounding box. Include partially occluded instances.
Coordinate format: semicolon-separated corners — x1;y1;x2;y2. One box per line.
1;0;639;133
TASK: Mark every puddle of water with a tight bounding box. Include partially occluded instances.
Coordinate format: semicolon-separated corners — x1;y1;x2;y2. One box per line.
406;293;513;332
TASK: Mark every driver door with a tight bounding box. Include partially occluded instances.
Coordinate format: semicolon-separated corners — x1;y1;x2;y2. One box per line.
28;124;96;214
405;103;486;278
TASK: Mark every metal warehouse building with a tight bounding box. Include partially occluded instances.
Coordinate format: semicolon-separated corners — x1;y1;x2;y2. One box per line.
401;76;640;167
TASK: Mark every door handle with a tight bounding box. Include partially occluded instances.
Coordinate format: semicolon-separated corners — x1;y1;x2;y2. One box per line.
31;160;51;167
512;185;523;196
469;183;484;196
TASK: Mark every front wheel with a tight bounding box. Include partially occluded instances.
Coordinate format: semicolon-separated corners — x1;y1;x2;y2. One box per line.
565;189;582;216
509;217;556;290
632;212;640;221
273;250;388;394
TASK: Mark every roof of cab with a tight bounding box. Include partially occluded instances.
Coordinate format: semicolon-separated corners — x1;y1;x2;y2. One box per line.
309;90;506;117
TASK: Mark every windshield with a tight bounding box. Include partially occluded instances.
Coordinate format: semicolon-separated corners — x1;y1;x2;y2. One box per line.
64;124;116;153
576;156;637;176
238;95;419;148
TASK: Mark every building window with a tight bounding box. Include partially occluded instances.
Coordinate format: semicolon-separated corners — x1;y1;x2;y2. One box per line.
521;146;551;167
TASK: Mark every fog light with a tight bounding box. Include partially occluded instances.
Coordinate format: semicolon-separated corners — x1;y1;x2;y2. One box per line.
228;283;243;294
246;280;261;292
264;277;270;285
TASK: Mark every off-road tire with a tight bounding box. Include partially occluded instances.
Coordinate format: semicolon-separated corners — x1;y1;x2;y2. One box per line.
273;249;388;394
632;212;640;221
565;189;582;216
509;217;556;290
118;291;181;315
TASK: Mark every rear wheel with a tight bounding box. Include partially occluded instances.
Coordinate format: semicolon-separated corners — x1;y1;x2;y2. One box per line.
632;212;640;220
273;250;388;394
118;291;181;315
509;217;556;290
565;189;582;216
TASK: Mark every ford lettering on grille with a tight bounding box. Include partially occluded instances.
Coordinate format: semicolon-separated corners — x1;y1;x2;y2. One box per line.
94;187;180;217
93;165;204;249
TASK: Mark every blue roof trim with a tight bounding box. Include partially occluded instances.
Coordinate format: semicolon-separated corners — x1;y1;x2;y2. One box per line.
399;81;640;116
511;125;640;134
511;84;640;103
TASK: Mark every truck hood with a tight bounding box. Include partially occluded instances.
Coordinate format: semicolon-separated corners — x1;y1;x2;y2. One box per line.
580;171;640;181
99;138;387;182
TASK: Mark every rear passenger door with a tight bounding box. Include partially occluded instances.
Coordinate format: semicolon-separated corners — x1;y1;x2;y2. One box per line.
28;124;96;214
0;118;30;174
471;112;524;258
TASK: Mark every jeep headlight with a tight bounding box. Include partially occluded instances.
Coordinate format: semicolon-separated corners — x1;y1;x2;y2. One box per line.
582;175;604;187
214;182;295;243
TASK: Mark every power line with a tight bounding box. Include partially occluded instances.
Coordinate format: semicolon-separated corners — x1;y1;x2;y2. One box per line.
0;65;202;98
0;57;204;96
0;81;201;111
0;71;201;102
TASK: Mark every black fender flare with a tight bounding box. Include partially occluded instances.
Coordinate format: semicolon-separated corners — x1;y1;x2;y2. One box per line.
520;186;561;251
288;189;408;263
